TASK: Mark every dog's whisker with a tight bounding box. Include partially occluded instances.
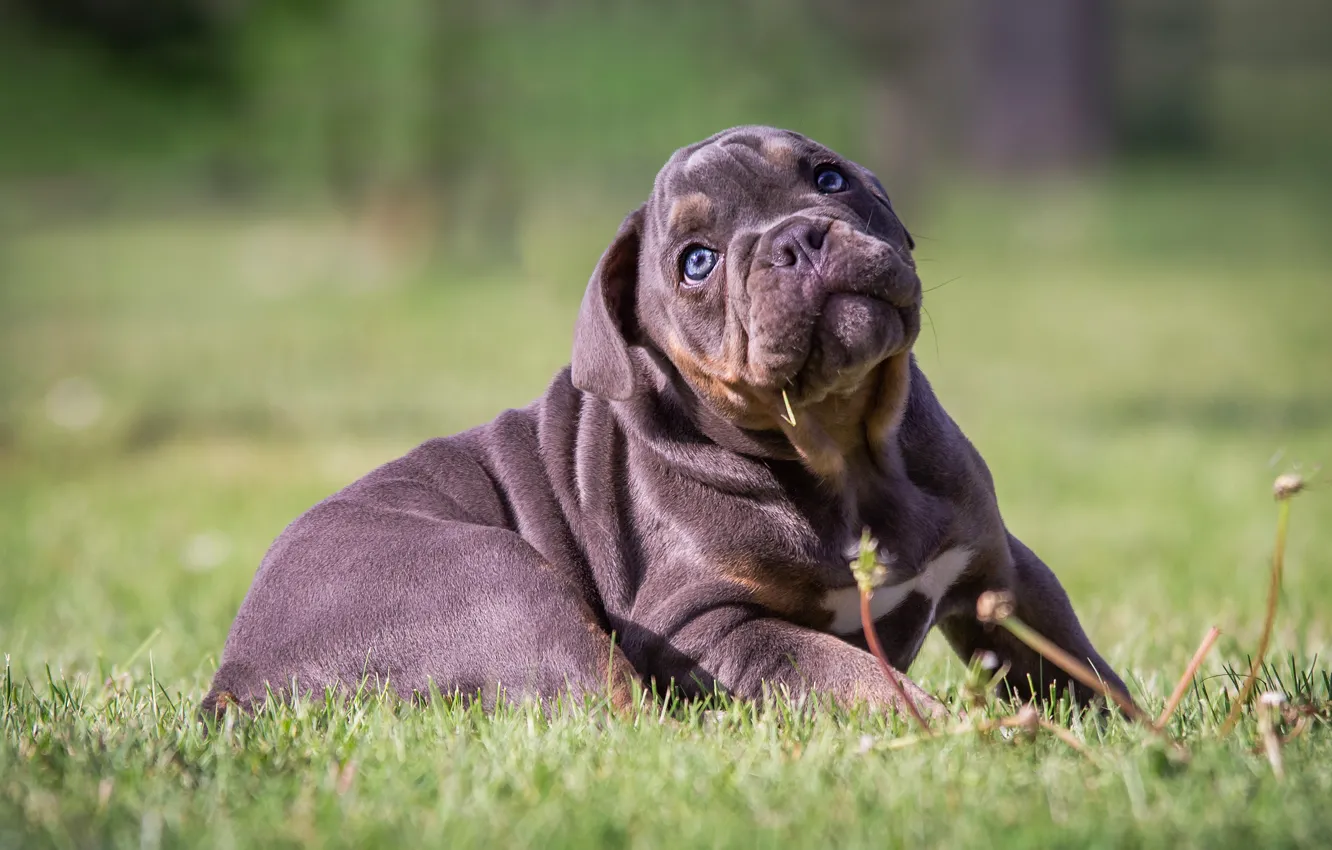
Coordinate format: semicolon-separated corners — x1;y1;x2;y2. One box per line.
921;304;941;362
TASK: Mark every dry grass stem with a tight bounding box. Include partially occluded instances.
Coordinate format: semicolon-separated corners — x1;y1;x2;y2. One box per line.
1257;692;1287;781
879;705;1094;761
1219;474;1303;737
1155;626;1222;730
1280;715;1312;745
976;591;1147;722
1038;719;1097;760
882;713;1029;751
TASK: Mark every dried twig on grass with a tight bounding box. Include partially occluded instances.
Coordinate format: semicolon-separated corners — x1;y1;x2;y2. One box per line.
881;711;1029;751
976;591;1148;723
1280;714;1313;745
1038;718;1097;760
1155;626;1222;730
879;703;1095;761
1257;692;1287;781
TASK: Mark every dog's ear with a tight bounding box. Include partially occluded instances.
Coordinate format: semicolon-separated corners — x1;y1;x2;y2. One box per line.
572;205;645;401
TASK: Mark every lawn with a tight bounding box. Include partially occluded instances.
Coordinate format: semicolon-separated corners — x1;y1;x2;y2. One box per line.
2;172;1330;848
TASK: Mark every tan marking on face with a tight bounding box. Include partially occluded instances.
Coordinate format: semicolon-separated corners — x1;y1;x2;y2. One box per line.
865;353;913;452
760;137;799;170
778;376;892;482
665;334;753;415
720;557;832;631
668;192;714;233
778;413;848;481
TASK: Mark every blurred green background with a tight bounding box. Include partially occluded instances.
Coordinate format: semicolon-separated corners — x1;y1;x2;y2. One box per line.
0;0;1329;689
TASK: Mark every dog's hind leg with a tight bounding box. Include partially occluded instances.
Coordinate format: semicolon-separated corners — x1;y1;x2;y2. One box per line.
203;501;639;714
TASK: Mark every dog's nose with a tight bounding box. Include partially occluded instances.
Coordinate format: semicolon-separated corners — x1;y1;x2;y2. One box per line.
769;218;828;271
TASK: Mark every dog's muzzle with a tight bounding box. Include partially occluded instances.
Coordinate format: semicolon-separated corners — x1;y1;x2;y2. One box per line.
745;218;920;394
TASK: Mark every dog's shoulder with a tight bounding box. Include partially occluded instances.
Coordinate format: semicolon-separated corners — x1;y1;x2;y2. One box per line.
898;357;996;498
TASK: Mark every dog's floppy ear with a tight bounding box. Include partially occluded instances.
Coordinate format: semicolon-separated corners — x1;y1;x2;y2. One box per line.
571;205;645;401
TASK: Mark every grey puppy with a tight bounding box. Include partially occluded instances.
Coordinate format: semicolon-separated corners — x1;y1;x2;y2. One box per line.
205;126;1127;717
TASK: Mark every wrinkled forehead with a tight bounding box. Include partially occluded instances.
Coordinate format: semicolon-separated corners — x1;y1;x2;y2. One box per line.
645;127;840;239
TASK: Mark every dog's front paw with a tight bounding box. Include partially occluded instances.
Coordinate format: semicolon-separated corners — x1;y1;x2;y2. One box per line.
850;673;949;722
891;676;949;722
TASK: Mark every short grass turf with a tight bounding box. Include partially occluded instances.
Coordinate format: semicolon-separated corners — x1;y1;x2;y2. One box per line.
2;173;1331;848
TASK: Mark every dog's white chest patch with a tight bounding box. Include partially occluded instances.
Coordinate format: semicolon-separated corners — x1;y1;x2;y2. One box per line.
823;546;973;635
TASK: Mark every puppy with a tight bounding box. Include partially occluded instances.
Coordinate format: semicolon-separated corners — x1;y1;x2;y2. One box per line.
205;126;1128;717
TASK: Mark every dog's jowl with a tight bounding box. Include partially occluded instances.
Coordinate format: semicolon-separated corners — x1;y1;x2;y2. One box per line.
205;126;1126;717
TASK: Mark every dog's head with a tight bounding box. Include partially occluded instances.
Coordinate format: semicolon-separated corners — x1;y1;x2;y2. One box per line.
573;126;921;467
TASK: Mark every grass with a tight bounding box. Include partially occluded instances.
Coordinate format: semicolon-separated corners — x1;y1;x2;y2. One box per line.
2;171;1330;847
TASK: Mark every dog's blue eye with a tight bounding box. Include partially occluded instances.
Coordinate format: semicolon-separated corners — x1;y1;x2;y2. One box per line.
815;166;846;193
681;245;718;284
